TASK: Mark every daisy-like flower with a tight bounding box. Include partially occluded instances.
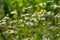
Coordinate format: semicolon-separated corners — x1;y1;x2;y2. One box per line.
30;18;36;21
25;14;29;15
46;11;51;16
21;14;26;17
2;21;6;24
6;30;15;34
1;19;6;22
24;17;29;20
0;20;7;27
14;20;18;23
25;22;34;26
31;14;36;17
32;18;37;22
40;14;45;17
40;18;45;20
6;29;17;34
51;4;58;8
43;10;47;14
0;21;6;25
39;2;46;7
19;19;23;22
40;10;47;14
34;12;38;14
10;20;17;23
10;10;17;14
5;17;9;19
3;16;9;20
10;20;15;23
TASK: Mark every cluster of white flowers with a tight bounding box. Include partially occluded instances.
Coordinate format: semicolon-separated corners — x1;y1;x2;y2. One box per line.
6;9;58;27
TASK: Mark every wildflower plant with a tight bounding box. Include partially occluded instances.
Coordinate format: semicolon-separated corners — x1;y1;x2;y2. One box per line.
0;0;60;40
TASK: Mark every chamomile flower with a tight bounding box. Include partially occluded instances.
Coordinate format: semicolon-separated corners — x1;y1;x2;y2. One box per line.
25;22;34;26
24;17;29;20
55;14;60;19
40;10;46;14
39;2;46;7
6;30;15;34
32;18;37;22
11;10;17;14
51;4;58;8
25;14;30;16
0;21;6;25
31;14;36;17
40;18;45;20
10;20;15;23
46;11;51;16
19;19;23;22
21;14;26;17
2;16;9;20
40;14;45;17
